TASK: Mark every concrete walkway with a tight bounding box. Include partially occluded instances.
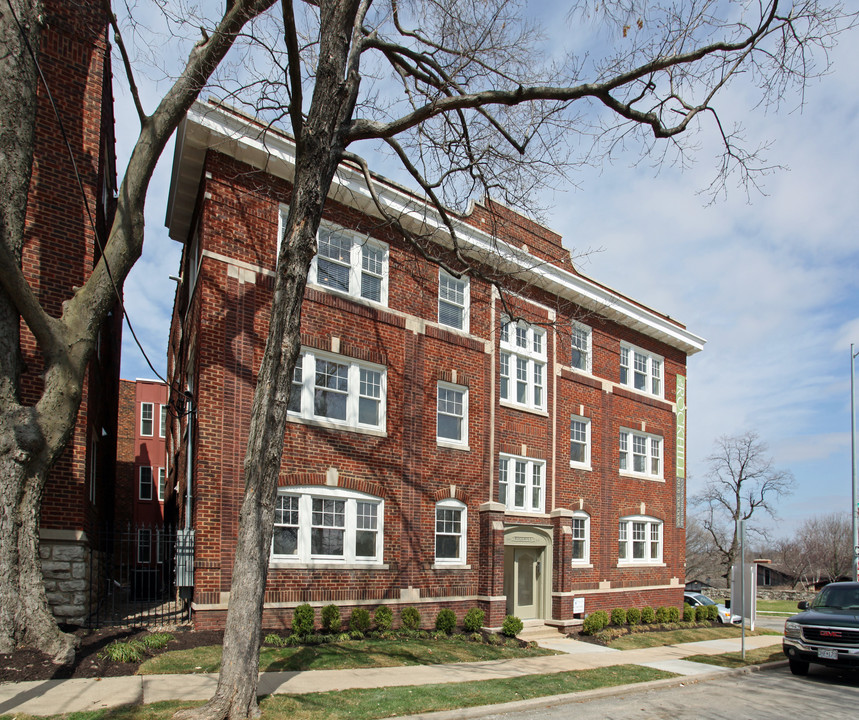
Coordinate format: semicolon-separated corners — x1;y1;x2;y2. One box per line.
0;634;783;716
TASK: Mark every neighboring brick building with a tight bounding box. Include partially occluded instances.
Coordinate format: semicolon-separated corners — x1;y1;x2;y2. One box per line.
21;1;121;624
165;100;704;631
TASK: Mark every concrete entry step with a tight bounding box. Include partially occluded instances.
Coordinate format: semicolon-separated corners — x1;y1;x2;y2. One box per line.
516;621;567;641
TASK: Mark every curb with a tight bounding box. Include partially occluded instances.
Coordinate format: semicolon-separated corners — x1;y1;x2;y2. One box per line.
391;660;789;720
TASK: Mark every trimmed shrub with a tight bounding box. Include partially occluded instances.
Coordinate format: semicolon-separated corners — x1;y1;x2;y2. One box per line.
706;604;719;621
654;606;670;624
501;614;524;637
321;604;341;633
582;610;609;634
435;608;457;634
401;606;421;631
293;603;315;636
349;630;364;640
349;607;372;633
695;605;709;622
463;607;485;633
264;633;287;647
626;607;641;625
668;606;681;622
640;606;655;624
374;605;394;631
683;603;695;622
610;607;627;626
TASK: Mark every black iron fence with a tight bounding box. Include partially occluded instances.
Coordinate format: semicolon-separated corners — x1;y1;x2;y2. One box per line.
87;523;194;628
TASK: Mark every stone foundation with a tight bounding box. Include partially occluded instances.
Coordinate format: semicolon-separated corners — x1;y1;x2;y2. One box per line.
40;529;92;626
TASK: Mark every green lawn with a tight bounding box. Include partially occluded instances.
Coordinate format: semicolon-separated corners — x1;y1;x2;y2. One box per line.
604;625;778;650
685;646;784;667
756;599;805;615
0;665;676;720
139;636;557;675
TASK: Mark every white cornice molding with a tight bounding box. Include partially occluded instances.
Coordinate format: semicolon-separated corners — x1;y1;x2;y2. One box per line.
166;101;705;356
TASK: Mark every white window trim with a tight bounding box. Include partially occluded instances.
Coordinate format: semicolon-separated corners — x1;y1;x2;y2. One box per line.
499;317;547;412
438;270;470;332
140;402;154;437
619;427;664;480
157;467;166;502
436;382;469;449
569;415;592;470
618;515;664;566
159;404;167;438
570;512;591;566
139;466;153;501
498;453;545;514
288;348;387;434
307;220;389;306
434;498;468;567
570;321;592;374
619;342;664;398
270;486;386;568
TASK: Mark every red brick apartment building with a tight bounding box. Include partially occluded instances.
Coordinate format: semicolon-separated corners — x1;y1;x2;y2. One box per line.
164;100;704;631
22;1;121;624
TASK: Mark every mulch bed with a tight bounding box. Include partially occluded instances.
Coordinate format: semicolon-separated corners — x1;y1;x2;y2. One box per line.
0;626;223;683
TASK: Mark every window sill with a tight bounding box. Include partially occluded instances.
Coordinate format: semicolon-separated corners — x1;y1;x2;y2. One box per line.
617;384;664;402
437;440;470;452
569;462;592;472
502;509;548;518
306;282;389;310
571;562;593;569
619;471;664;482
616;562;666;568
270;560;390;570
287;415;388;437
499;400;549;417
432;563;472;570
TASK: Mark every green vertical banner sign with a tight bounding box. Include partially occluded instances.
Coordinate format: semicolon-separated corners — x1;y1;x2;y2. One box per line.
676;375;686;528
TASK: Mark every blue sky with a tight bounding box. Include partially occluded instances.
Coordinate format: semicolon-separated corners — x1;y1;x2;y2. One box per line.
115;3;859;538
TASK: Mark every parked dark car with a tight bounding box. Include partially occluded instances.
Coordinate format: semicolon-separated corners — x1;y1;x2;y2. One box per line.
782;581;859;675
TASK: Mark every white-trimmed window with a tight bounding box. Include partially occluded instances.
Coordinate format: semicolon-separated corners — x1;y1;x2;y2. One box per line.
438;270;469;331
271;487;383;564
618;516;662;564
619;428;663;479
437;383;468;447
310;223;389;305
288;349;386;432
159;404;168;438
137;528;152;564
139;466;153;501
140;402;153;436
157;468;166;501
498;454;545;513
620;343;663;397
499;318;547;411
435;499;467;564
571;322;592;372
571;513;590;564
570;416;591;469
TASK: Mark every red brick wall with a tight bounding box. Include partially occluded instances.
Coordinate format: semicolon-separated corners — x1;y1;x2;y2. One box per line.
171;150;690;629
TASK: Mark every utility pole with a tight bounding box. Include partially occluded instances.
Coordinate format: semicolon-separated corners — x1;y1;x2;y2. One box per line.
851;344;858;582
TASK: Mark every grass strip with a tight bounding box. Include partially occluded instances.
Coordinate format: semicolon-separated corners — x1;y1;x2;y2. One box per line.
684;647;785;668
605;626;778;650
0;665;675;720
139;637;556;675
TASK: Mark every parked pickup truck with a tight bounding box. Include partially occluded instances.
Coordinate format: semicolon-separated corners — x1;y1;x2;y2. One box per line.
783;581;859;675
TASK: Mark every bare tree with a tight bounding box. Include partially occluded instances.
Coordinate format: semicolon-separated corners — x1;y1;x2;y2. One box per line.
799;512;853;583
0;0;278;663
685;512;726;586
694;431;796;584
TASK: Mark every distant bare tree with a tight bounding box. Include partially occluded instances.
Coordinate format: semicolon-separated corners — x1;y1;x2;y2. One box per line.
694;431;795;584
799;512;852;583
685;513;725;586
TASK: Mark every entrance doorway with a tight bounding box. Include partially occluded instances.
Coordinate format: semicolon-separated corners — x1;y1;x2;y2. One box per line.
503;526;552;620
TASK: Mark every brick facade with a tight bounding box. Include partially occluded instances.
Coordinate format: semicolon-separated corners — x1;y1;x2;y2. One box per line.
22;0;120;623
165;101;703;630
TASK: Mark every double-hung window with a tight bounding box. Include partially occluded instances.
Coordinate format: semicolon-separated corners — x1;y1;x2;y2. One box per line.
139;466;153;501
619;428;663;479
140;402;153;436
438;271;469;331
157;468;166;501
137;529;152;564
437;383;468;447
619;343;663;397
288;349;386;432
311;223;388;305
570;416;591;469
571;513;590;564
570;322;592;372
499;318;547;411
435;499;467;564
498;454;545;513
272;487;384;564
618;516;662;564
159;404;168;438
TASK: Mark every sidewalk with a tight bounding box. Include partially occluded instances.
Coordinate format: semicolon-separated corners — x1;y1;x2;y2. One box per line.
0;634;784;717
